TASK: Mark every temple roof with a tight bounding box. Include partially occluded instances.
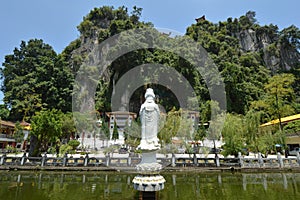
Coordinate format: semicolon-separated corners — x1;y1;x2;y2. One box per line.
260;113;300;127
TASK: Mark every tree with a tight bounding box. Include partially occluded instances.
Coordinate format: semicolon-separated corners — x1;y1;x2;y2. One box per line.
221;113;246;157
29;109;64;156
280;25;300;50
283;120;300;134
1;39;73;121
123;119;141;149
158;108;180;145
68;140;80;150
245;11;257;25
14;122;24;145
112;120;119;141
0;105;9;120
266;74;296;126
72;112;94;149
100;118;110;147
243;110;263;153
251;73;296;129
177;109;195;141
61;112;76;142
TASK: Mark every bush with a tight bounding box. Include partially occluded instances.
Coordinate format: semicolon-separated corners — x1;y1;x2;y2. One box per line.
68;140;80;150
6;145;17;153
47;146;56;154
59;144;73;156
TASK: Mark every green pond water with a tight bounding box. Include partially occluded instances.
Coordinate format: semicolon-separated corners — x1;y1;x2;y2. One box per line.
0;171;299;200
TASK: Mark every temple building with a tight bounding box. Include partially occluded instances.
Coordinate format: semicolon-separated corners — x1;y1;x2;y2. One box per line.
0;120;15;151
106;111;137;145
260;113;300;150
0;120;30;152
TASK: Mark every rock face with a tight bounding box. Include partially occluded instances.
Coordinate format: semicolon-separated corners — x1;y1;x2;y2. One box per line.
238;29;258;52
237;28;300;72
69;8;300;114
74;25;300;75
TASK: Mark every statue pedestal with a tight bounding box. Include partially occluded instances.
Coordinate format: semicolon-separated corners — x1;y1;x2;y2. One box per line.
139;152;158;167
133;174;165;191
137;140;160;151
132;152;165;192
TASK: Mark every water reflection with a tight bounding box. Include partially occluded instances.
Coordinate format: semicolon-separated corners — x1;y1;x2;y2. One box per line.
0;171;300;200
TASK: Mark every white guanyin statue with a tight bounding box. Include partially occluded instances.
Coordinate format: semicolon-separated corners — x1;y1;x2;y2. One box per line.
137;88;160;151
133;88;165;192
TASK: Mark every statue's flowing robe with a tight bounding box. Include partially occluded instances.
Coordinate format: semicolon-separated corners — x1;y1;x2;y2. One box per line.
140;99;160;146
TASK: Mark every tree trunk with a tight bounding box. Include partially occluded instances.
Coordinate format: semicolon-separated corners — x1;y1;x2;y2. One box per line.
28;135;41;157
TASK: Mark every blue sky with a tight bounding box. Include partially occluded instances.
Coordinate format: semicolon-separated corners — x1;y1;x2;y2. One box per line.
0;0;300;103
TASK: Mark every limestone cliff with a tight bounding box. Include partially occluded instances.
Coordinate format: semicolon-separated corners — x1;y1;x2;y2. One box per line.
237;28;300;72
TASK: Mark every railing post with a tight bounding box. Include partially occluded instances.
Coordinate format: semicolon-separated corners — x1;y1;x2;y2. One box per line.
193;153;198;167
127;156;131;167
106;155;110;167
41;152;47;167
238;152;244;167
0;153;6;165
215;154;220;167
171;153;176;167
20;152;27;166
84;153;89;167
63;153;68;167
258;152;264;167
277;152;283;168
296;152;300;166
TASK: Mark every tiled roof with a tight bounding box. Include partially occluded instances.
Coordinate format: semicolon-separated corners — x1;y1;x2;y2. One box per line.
0;120;15;128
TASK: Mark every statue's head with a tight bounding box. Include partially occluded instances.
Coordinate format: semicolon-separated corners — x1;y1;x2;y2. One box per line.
145;88;155;99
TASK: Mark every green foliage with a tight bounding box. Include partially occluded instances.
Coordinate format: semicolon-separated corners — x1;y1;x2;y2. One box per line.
77;6;148;39
61;112;76;139
184;143;194;154
185;11;272;114
177;110;195;141
280;25;300;49
283;120;300;134
250;73;296;127
243;111;263;152
100;118;110;140
256;128;285;156
1;39;73;121
68;140;80;150
47;146;56;155
265;74;296;121
5;145;17;153
158;108;180;144
158;108;197;152
112;120;119;140
103;145;118;156
207;102;224;141
73;112;93;134
0;105;9;120
221;111;286;156
1;6;300;158
123;119;141;149
59;144;73;156
221;113;246;157
30;109;64;155
14;122;24;143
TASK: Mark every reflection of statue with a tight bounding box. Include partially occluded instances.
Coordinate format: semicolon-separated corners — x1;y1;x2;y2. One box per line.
137;88;160;151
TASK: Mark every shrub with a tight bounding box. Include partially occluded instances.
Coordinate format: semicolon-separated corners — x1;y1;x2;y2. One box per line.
68;140;80;150
59;144;73;156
